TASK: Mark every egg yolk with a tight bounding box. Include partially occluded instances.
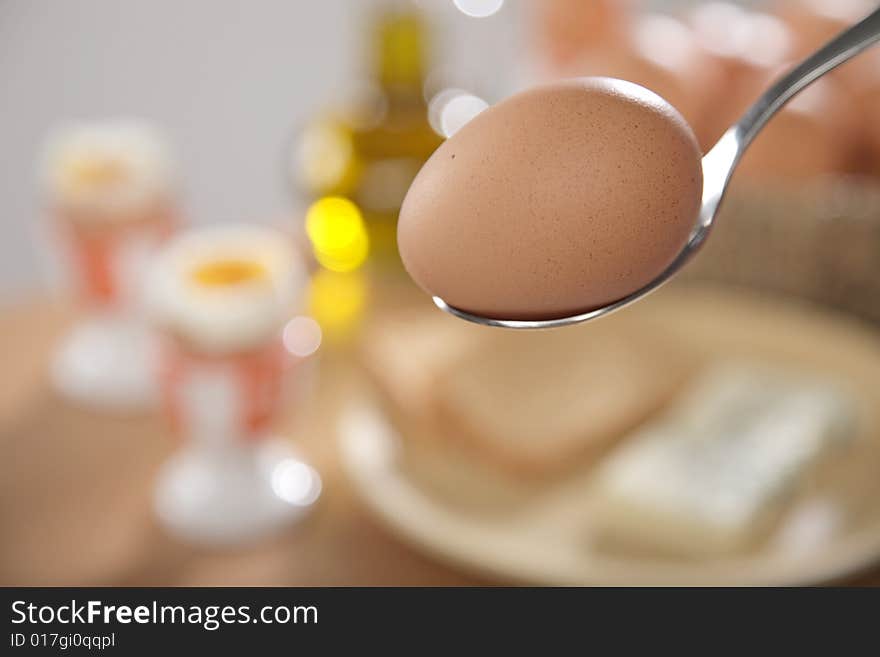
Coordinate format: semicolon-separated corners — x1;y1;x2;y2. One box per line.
190;258;268;288
62;156;129;193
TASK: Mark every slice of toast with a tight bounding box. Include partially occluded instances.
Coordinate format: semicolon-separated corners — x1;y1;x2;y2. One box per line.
358;310;484;425
432;320;688;478
359;307;689;482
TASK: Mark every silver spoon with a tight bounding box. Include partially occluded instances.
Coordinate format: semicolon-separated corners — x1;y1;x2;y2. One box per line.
434;5;880;330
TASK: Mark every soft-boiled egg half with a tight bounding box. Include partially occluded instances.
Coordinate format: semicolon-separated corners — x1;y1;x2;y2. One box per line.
42;120;175;220
148;225;306;354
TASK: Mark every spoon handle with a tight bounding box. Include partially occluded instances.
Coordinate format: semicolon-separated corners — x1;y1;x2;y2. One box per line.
736;5;880;149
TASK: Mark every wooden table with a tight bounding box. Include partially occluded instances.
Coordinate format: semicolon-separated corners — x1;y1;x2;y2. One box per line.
0;300;476;586
1;300;877;586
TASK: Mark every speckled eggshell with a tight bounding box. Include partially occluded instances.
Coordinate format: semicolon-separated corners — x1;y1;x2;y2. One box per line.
397;77;703;321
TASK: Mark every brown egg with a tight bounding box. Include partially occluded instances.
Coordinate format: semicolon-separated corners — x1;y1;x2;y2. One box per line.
690;3;796;146
398;78;703;321
834;32;880;91
776;0;875;95
849;48;880;174
791;13;880;176
778;0;874;57
535;0;631;69
735;76;856;182
865;97;880;175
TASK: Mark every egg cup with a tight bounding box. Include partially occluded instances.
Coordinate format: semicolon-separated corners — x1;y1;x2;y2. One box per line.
43;121;178;411
148;225;320;547
50;206;176;411
154;337;321;547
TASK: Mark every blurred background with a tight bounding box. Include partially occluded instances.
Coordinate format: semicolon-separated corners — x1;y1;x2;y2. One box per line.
2;0;880;586
0;0;526;298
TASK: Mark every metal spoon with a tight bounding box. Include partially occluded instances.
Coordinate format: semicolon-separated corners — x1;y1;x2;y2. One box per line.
434;5;880;330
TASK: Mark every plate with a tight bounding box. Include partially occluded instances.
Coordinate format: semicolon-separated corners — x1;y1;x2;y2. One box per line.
339;286;880;585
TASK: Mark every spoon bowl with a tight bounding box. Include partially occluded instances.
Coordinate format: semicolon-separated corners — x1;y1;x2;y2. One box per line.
433;6;880;330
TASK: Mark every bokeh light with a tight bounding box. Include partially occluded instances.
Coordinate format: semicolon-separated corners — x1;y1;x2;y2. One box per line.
744;13;793;68
283;316;323;358
691;2;791;68
441;93;488;137
305;196;370;272
428;89;488;137
295;121;359;194
690;2;752;60
428;88;464;134
307;269;368;340
452;0;504;19
270;459;322;506
632;14;694;73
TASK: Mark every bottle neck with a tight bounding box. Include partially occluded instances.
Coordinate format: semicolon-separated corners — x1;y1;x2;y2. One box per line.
372;9;428;104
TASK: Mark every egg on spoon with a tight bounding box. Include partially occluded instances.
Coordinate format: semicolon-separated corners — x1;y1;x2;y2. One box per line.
398;77;703;321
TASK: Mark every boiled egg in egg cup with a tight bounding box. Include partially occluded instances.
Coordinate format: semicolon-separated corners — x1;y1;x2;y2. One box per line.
148;224;322;547
42;120;179;410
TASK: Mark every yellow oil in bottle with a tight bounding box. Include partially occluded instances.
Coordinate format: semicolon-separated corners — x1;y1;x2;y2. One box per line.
295;4;443;272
